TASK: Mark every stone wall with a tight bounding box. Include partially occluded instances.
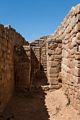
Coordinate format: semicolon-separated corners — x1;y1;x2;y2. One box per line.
30;39;41;87
30;36;48;87
47;33;62;88
14;44;31;91
0;25;30;113
40;36;47;78
0;25;15;113
47;4;80;110
61;4;80;110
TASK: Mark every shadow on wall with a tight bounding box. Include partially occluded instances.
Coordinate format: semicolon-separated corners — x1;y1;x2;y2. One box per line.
1;45;50;120
31;48;48;88
14;45;31;91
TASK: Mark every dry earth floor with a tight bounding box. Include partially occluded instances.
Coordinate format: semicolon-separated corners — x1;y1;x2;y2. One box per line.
1;88;80;120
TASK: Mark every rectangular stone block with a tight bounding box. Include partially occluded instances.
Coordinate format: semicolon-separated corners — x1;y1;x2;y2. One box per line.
48;77;58;85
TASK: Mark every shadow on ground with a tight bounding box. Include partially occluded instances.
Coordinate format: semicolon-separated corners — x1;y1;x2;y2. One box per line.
0;44;50;120
2;87;50;120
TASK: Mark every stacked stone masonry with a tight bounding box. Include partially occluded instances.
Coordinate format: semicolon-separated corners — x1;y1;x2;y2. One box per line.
14;44;31;90
47;34;62;87
0;3;80;113
47;4;80;110
61;4;80;110
0;25;15;113
0;25;30;113
30;36;48;87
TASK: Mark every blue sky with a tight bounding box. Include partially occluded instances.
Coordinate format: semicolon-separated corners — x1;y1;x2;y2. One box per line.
0;0;80;41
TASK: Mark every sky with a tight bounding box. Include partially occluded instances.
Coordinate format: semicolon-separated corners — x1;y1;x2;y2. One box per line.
0;0;80;41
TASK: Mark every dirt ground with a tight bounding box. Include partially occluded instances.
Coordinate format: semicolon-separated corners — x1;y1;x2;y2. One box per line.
1;88;80;120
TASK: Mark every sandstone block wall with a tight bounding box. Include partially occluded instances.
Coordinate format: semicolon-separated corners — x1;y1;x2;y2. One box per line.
0;25;30;113
30;36;48;87
40;37;47;77
30;40;41;87
47;4;80;110
0;25;15;113
14;44;31;91
61;4;80;110
47;33;62;87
